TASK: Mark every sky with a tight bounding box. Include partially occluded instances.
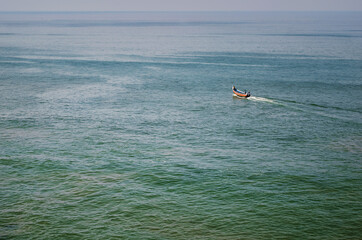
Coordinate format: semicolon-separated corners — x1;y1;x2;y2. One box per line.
0;0;362;12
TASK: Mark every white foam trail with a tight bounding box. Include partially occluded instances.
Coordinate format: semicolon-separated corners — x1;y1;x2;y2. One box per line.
248;96;275;103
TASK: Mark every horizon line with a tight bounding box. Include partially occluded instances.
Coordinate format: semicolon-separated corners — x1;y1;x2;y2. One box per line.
1;10;362;13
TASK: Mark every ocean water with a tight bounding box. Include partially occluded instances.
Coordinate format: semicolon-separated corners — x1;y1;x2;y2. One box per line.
0;11;361;239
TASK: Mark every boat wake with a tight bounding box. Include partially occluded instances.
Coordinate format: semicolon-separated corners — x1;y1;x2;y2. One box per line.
247;96;276;104
246;96;362;124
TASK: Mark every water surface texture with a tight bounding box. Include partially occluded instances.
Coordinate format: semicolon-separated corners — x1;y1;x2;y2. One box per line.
1;12;362;239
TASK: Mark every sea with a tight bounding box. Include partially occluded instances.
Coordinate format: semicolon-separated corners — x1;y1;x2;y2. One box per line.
0;11;361;239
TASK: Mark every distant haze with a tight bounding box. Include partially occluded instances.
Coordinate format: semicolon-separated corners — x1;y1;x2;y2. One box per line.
1;0;362;11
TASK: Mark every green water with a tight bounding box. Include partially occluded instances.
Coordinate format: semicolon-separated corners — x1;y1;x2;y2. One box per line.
0;12;361;239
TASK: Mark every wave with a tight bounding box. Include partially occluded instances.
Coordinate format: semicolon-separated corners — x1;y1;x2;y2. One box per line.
36;78;128;102
19;68;43;73
0;33;17;35
15;55;272;67
329;137;362;154
0;60;33;64
0;20;248;28
259;33;362;38
181;51;360;61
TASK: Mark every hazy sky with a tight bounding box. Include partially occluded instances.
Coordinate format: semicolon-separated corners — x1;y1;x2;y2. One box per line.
1;0;362;12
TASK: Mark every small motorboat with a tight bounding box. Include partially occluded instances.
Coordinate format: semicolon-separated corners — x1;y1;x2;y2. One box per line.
232;86;250;98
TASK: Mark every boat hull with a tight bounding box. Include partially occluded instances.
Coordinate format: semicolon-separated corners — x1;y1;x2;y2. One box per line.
233;89;250;98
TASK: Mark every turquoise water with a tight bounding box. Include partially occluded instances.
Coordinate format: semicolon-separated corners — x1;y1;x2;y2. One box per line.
1;12;362;239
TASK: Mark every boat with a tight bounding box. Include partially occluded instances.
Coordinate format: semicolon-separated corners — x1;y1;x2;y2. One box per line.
232;86;250;98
